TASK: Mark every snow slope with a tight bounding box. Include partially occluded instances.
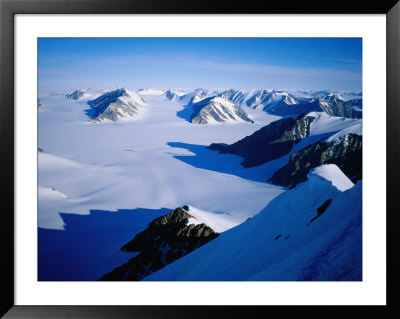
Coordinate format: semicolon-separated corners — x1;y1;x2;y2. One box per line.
145;166;361;281
310;165;354;191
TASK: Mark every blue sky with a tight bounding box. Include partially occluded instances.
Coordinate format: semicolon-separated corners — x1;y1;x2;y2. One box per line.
38;38;362;91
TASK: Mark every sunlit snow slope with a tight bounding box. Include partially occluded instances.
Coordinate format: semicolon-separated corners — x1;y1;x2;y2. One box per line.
145;166;362;281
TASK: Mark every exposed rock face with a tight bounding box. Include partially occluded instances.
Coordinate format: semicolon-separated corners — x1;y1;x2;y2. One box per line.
218;89;248;105
87;88;145;122
242;91;362;119
269;133;362;188
164;90;179;101
189;96;253;124
99;206;219;281
209;114;315;167
65;90;85;100
317;97;362;119
307;199;333;226
246;90;299;111
189;90;208;104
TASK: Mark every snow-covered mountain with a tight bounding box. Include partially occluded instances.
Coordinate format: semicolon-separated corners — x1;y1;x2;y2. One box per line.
209;89;362;119
189;89;208;104
209;113;315;167
136;88;165;96
86;88;146;122
144;165;362;281
65;89;86;100
218;89;249;105
164;90;181;101
180;96;254;124
246;90;300;111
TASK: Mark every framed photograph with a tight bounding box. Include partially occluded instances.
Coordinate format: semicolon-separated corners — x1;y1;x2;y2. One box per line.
1;0;399;318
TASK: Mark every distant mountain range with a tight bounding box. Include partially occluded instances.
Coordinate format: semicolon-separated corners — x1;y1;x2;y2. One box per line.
77;88;362;123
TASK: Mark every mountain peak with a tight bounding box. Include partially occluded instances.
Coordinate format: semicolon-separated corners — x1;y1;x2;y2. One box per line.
190;96;253;124
309;164;354;191
87;88;145;122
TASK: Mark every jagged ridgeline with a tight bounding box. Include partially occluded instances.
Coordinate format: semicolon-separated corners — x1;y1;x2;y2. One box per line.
99;206;219;281
269;133;362;188
208;113;362;188
208;113;315;167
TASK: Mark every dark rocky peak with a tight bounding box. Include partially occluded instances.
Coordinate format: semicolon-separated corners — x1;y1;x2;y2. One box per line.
209;114;315;167
99;206;219;281
164;90;176;100
269;133;362;188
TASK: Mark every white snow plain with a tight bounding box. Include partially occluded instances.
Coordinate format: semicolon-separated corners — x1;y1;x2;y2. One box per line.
38;88;285;280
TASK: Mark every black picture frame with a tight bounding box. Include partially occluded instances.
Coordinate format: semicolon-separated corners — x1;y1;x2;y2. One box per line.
1;0;399;318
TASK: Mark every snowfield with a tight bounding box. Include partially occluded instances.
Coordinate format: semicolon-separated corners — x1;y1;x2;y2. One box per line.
38;88;362;281
38;88;286;280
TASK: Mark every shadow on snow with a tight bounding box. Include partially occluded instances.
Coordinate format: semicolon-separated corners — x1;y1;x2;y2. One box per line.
38;207;172;281
166;133;332;184
166;142;284;183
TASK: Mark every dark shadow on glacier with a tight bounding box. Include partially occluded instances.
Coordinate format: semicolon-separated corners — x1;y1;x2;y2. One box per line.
38;207;172;281
167;142;288;183
166;133;332;184
176;103;193;122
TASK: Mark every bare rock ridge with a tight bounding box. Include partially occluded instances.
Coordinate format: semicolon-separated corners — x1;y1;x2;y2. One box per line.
269;133;362;188
99;206;219;281
209;114;315;167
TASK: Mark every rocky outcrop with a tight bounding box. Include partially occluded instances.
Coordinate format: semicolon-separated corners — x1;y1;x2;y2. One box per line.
164;90;179;101
218;89;248;105
269;133;362;188
99;206;219;281
209;114;315;167
317;98;362;119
